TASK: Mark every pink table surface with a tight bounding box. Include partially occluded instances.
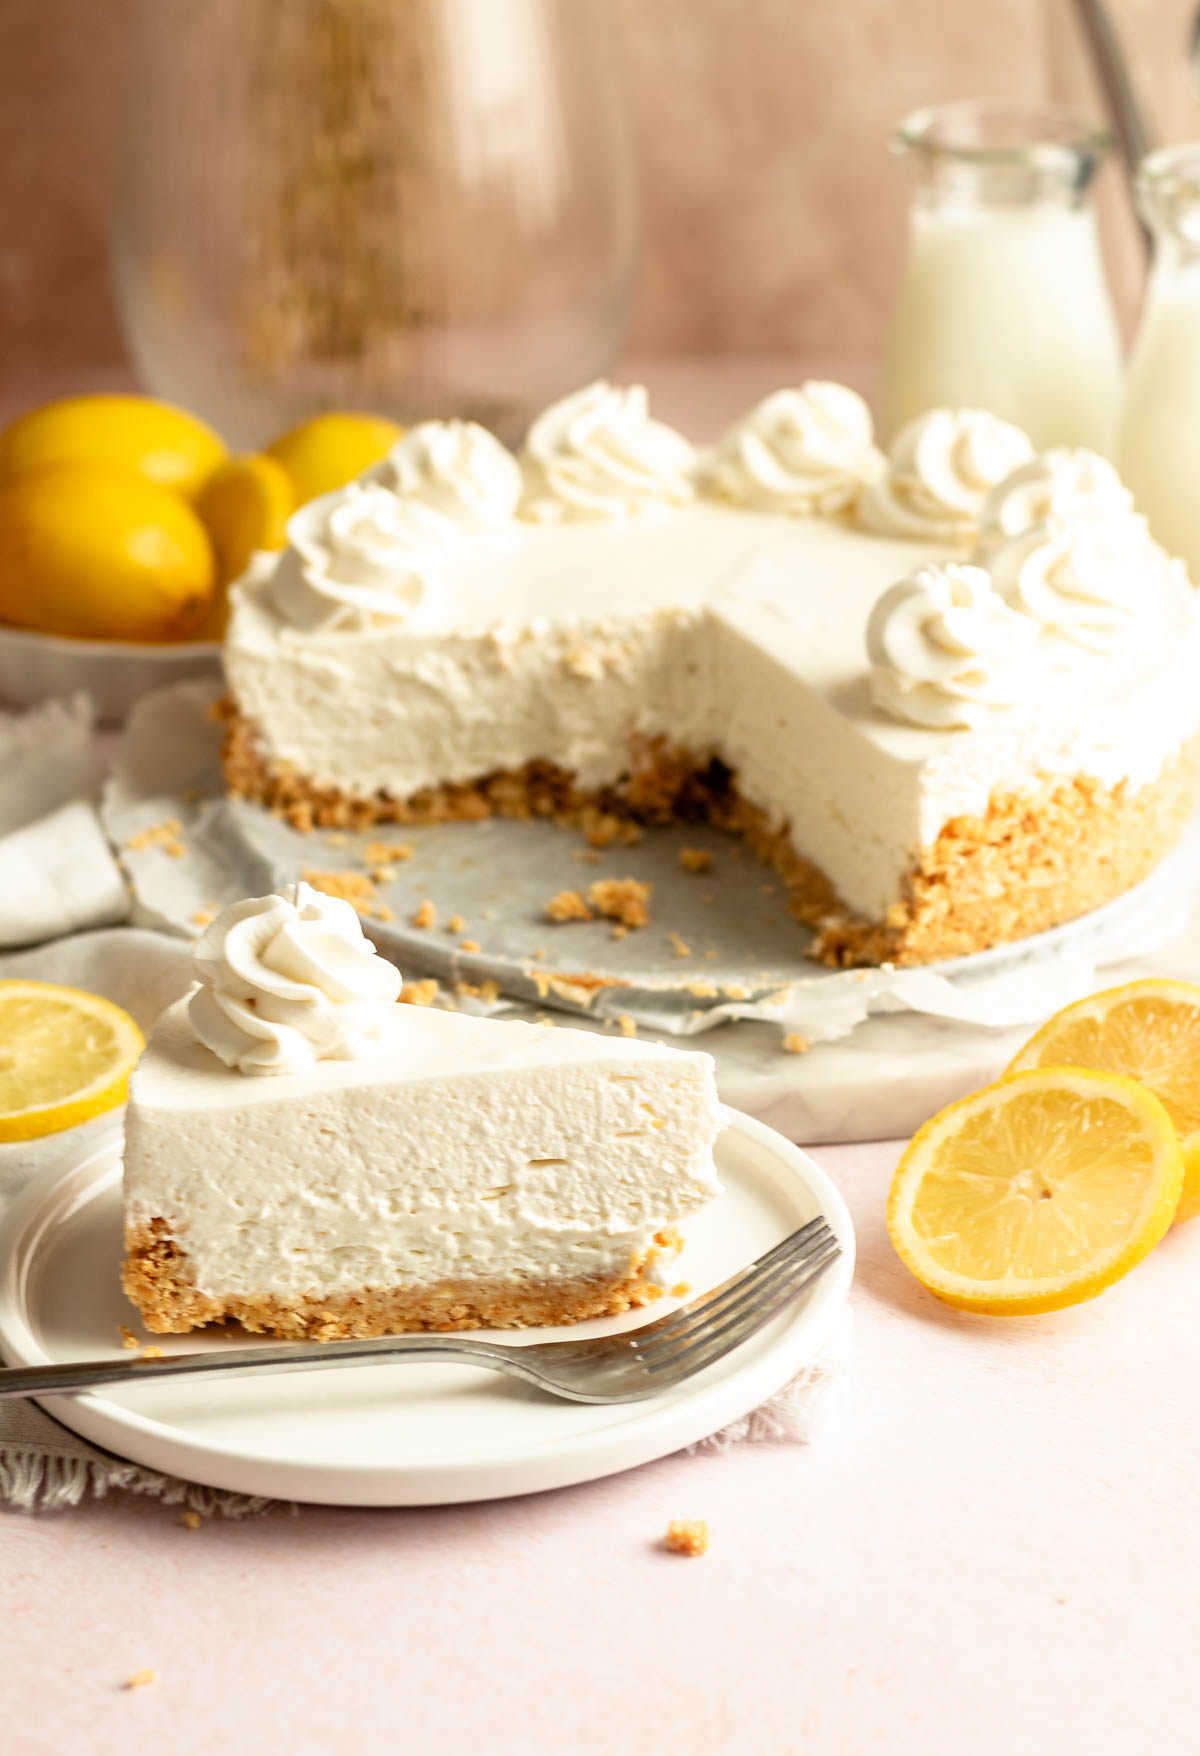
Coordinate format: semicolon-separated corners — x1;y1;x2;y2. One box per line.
4;359;1198;1754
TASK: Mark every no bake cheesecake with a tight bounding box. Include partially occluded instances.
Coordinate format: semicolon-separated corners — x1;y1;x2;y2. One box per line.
219;383;1200;967
122;883;722;1337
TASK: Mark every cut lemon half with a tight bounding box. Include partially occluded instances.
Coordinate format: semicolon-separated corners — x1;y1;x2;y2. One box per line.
1007;979;1200;1223
0;981;144;1141
887;1067;1182;1315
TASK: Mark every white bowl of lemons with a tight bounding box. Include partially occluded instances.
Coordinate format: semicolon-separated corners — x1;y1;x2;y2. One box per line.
0;395;402;721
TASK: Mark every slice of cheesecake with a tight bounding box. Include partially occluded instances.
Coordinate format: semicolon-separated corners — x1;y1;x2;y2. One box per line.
122;885;722;1338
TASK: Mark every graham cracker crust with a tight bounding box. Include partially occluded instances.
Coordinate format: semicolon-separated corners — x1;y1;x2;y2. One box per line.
123;1218;674;1338
220;702;1200;968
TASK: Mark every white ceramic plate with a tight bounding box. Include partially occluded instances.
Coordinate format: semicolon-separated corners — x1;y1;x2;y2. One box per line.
0;623;222;722
0;1110;853;1507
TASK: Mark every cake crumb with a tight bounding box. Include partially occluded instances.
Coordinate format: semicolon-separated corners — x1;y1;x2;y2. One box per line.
301;869;377;915
535;1013;556;1026
412;899;437;930
125;818;187;859
401;978;440;1007
531;947;546;960
782;1033;810;1055
545;889;594;923
679;847;713;874
618;1015;638;1038
587;877;651;929
364;839;413;865
455;978;501;1004
663;1520;709;1557
124;1670;157;1691
118;1325;139;1351
459;939;482;954
668;931;692;959
324;832;348;847
684;981;719;998
372;904;395;923
447;913;467;934
140;1345;165;1359
670;1282;691;1298
190;907;216;929
369;867;394;885
580;809;643;849
180;1511;204;1531
610;923;628;941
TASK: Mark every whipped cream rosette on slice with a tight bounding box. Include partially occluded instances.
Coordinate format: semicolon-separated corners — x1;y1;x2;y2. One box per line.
702;383;885;516
860;408;1034;544
976;447;1138;554
519;381;696;521
189;881;403;1075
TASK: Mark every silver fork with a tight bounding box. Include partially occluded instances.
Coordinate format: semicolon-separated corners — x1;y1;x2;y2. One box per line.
0;1219;841;1406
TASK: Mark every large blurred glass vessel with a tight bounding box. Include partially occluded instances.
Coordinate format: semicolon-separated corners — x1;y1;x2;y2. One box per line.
111;0;640;446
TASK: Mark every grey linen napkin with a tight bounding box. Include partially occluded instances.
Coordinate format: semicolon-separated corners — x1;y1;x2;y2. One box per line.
0;927;851;1515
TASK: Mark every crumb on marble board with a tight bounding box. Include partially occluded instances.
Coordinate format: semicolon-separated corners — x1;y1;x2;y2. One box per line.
679;847;713;874
459;939;482;954
587;877;651;929
782;1034;810;1054
124;1670;157;1691
447;913;467;934
401;979;440;1007
301;869;377;915
663;1520;709;1557
545;888;593;924
412;899;437;930
118;1325;139;1351
668;931;692;959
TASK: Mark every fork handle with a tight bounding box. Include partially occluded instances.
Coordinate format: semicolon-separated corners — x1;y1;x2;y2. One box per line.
0;1333;516;1400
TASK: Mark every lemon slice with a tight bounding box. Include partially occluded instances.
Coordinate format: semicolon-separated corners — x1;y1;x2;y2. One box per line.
1007;979;1200;1223
887;1067;1182;1314
0;981;144;1141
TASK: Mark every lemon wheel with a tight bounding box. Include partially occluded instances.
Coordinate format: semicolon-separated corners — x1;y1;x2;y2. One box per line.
887;1067;1182;1315
1008;979;1200;1222
0;981;144;1141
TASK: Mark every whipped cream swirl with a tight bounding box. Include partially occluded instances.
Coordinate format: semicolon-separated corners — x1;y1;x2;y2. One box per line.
189;883;402;1076
859;409;1034;544
984;518;1153;656
377;419;523;530
702;383;884;516
271;482;456;631
866;562;1042;729
519;382;696;522
978;448;1138;552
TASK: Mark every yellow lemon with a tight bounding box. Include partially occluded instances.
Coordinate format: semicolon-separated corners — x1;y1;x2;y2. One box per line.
265;411;403;505
886;1067;1182;1315
0;395;226;501
0;465;215;642
0;981;144;1141
1007;978;1200;1223
194;453;294;637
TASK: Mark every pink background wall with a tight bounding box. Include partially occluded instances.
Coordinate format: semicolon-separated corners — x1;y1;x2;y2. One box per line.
3;0;1199;379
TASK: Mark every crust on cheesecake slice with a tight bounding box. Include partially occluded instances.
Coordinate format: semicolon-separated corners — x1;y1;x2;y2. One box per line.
123;1217;678;1339
220;703;1200;970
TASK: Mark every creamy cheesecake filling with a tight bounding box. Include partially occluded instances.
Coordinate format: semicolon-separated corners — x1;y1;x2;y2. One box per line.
226;502;1200;926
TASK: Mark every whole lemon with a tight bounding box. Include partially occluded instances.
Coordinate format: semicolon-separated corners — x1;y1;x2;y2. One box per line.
194;452;294;638
0;395;227;501
0;465;215;642
265;412;403;505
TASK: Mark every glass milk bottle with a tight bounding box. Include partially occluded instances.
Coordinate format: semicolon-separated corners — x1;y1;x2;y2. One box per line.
1117;146;1200;580
881;101;1124;451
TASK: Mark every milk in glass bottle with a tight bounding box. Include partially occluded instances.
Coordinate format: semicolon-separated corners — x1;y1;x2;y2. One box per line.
882;101;1124;451
1117;146;1200;579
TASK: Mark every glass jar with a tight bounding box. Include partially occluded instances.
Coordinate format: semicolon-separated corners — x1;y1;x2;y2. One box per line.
881;100;1124;451
1116;145;1200;579
110;0;640;447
